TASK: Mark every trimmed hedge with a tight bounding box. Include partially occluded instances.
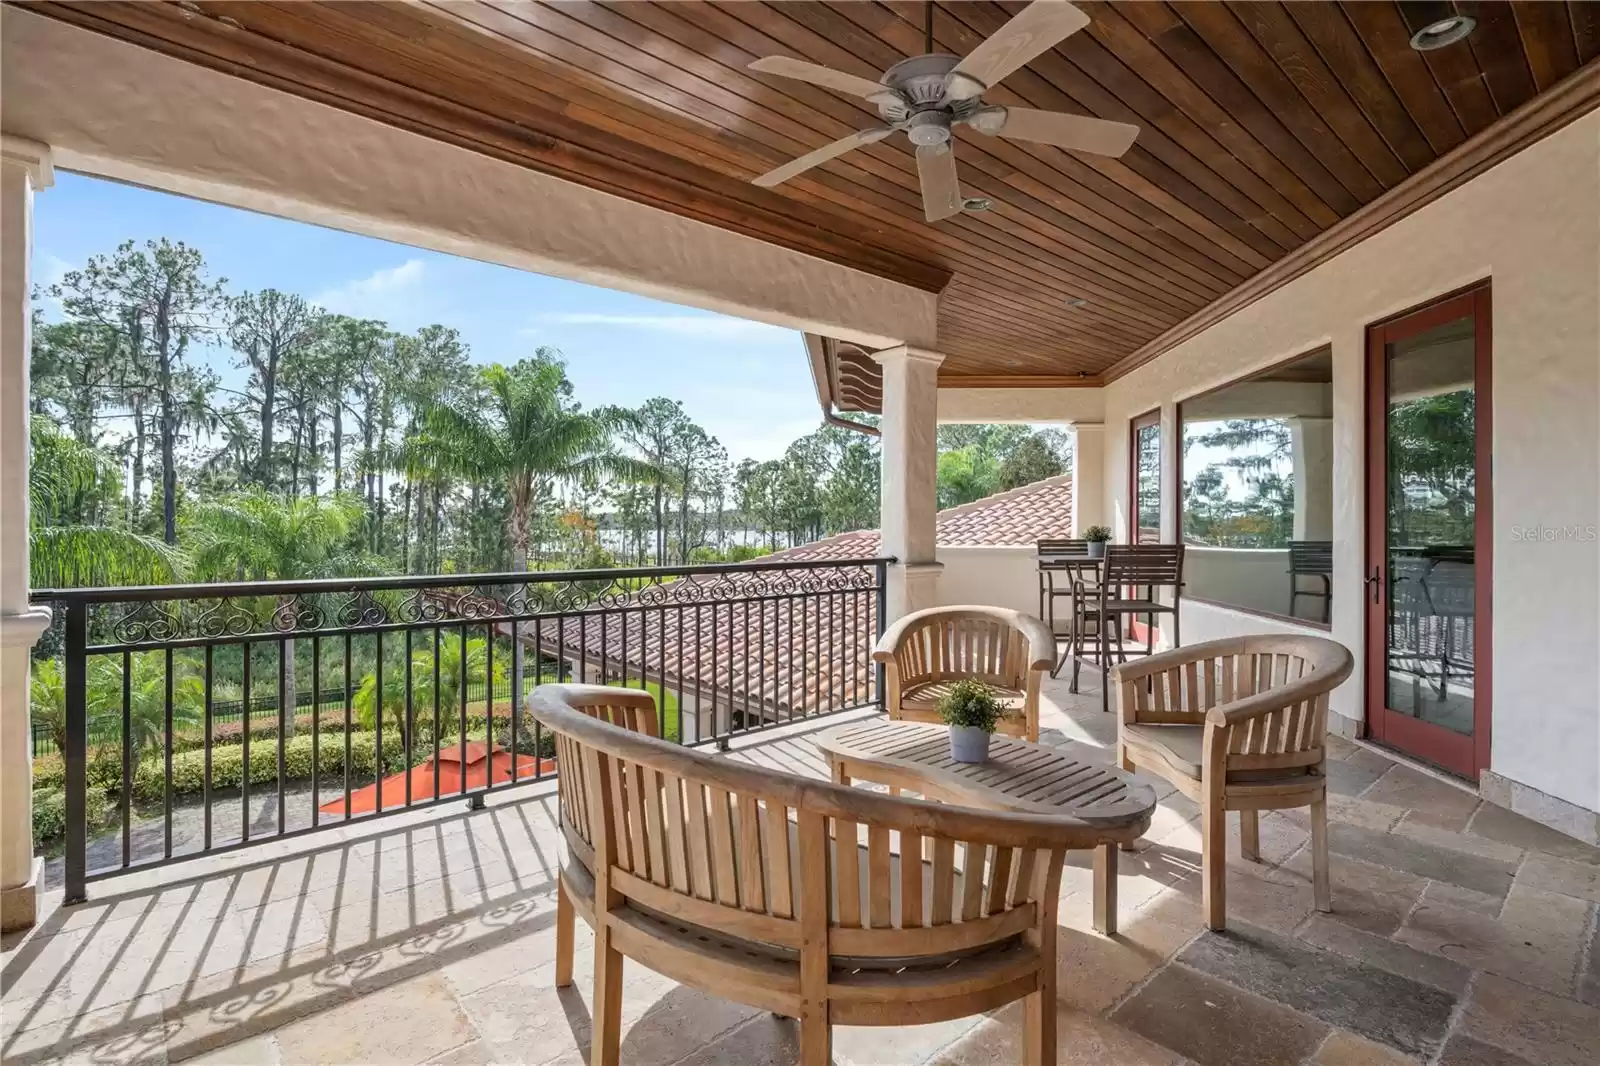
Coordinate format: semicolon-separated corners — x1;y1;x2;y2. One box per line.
132;730;416;804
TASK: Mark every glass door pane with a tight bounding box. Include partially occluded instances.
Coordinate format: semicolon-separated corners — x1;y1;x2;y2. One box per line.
1134;417;1162;544
1385;313;1477;737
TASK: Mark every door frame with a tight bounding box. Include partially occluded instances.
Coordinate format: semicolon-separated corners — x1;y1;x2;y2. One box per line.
1129;408;1161;544
1363;282;1493;780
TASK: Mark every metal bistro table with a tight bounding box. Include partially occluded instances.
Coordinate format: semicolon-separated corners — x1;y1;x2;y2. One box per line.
815;720;1156;935
1038;552;1105;677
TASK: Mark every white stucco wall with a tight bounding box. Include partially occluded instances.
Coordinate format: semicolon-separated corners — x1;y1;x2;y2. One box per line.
934;546;1045;618
0;8;937;353
1104;110;1600;814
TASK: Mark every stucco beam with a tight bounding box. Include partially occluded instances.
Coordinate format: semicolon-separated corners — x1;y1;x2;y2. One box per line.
937;386;1104;425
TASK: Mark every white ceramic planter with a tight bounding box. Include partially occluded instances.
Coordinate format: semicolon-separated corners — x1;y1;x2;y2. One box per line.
948;725;993;763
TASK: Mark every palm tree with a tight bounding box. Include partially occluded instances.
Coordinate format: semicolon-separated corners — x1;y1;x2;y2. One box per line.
417;354;653;574
184;490;376;736
29;418;181;588
352;635;505;746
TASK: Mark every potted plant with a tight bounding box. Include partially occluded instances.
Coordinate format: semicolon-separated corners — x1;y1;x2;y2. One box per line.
1084;525;1112;558
937;678;1001;763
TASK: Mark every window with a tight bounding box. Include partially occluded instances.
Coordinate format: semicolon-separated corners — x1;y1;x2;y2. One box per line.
1131;410;1162;543
1179;347;1333;624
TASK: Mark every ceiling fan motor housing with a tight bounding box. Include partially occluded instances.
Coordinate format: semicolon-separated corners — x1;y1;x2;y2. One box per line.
876;53;987;128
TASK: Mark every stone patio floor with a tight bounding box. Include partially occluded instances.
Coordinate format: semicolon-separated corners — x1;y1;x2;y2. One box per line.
3;676;1598;1066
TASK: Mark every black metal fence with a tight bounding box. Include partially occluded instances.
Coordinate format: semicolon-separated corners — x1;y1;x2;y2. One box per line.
33;557;890;904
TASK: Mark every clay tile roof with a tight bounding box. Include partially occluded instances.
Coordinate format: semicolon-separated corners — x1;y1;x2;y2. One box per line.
764;473;1075;561
530;476;1073;730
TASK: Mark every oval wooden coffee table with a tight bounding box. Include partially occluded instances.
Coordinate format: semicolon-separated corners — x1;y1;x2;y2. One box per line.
814;719;1156;935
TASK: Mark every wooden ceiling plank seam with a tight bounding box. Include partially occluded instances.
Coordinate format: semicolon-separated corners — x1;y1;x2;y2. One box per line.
1114;0;1363;215
36;0;940;289
1466;1;1540;116
631;2;1207;336
1222;1;1413;188
878;0;1285;269
847;0;1267;283
1570;2;1600;65
939;287;1160;355
1338;0;1470;154
1103;58;1600;383
935;286;1160;355
224;0;947;285
585;1;1214;329
1509;0;1584;92
941;281;1157;346
1281;1;1438;172
718;1;1237;308
432;6;1185;339
1076;1;1344;228
763;0;1251;294
918;0;1299;259
1382;1;1500;137
1169;1;1391;200
532;0;1232;309
1048;25;1325;246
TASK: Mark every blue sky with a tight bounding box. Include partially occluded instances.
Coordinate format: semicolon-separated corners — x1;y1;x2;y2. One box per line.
34;172;821;461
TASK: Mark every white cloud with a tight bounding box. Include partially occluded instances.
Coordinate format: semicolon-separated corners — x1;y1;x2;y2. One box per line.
534;312;789;342
313;259;425;318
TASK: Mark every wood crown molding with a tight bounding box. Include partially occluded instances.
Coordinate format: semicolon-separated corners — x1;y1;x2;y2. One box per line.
1102;61;1600;384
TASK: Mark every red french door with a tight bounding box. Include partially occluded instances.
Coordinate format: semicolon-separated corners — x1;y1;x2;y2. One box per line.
1364;285;1492;780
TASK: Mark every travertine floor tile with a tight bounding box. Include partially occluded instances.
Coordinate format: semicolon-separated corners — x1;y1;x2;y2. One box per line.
1466;804;1600;865
1459;972;1600;1066
932;1001;1180;1065
1515;851;1600;903
1361;767;1479;832
271;972;477;1066
1396;885;1590;997
1311;1029;1421;1065
1111;964;1328;1066
1178;923;1454;1058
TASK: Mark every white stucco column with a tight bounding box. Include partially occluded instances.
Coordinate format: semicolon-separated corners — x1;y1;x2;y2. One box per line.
1069;423;1108;535
1;136;53;931
874;345;943;619
1290;417;1334;540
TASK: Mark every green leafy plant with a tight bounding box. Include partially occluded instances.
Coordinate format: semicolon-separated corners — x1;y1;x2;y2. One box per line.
936;679;1002;734
1083;525;1112;543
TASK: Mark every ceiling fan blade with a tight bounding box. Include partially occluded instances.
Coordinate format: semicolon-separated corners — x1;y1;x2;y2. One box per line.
916;143;963;223
990;107;1139;156
748;56;894;101
947;0;1090;100
751;127;895;188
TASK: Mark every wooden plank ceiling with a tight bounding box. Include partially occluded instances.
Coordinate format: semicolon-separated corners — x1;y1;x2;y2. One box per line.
27;1;1599;385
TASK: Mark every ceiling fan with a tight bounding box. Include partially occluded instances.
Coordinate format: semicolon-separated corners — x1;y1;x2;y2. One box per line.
748;0;1139;222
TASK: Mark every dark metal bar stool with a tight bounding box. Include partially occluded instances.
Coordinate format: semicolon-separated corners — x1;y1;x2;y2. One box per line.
1069;544;1186;712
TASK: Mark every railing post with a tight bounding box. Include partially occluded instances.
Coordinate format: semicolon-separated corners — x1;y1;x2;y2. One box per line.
62;598;87;905
875;560;888;712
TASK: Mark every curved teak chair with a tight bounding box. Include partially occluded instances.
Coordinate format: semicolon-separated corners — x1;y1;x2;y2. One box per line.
533;683;1127;1066
1112;635;1354;931
872;606;1056;743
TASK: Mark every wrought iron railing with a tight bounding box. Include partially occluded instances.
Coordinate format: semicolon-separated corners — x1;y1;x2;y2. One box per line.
32;557;890;904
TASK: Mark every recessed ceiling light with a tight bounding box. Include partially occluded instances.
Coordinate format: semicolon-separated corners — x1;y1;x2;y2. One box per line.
1065;297;1088;309
962;197;994;212
1409;15;1476;51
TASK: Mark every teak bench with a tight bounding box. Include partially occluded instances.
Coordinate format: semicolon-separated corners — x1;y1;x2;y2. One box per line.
532;684;1148;1066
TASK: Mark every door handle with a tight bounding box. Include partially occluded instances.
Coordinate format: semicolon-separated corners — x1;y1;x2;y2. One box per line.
1366;565;1382;604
